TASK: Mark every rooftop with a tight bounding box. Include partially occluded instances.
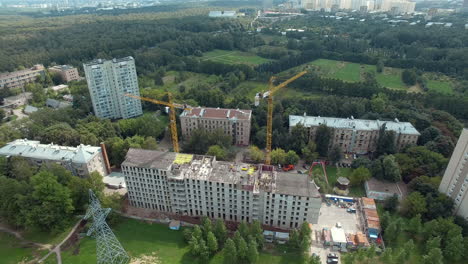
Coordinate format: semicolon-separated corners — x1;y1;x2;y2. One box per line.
123;149;320;197
3;92;32;102
49;65;75;71
0;139;102;164
83;56;134;67
0;65;44;79
289;115;420;135
181;107;252;121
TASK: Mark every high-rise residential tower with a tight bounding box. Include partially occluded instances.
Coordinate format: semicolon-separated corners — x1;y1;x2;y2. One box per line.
83;57;142;119
439;129;468;219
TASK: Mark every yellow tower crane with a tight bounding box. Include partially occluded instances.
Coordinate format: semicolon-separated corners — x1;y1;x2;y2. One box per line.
124;93;191;153
265;70;307;165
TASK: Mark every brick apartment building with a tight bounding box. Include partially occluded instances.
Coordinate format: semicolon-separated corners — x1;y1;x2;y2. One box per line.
0;65;45;89
180;107;252;146
289;115;420;154
48;65;81;82
122;149;321;229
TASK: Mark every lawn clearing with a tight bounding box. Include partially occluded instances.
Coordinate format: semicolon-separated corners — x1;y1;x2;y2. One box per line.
426;80;454;94
310;166;365;197
61;217;305;264
203;49;272;66
0;232;35;264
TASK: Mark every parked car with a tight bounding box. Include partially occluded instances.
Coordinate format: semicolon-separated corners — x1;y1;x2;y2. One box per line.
282;164;294;172
347;208;357;213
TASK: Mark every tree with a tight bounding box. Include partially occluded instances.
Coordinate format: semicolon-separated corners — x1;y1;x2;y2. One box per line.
237;237;248;260
26;171;74;231
402;69;417;86
406;214;422;236
188;236;200;256
382;155;401;182
402;192;427;218
183;128;232;154
444;233;464;262
376;60;384;73
383;194;399;212
307;255;321;264
142;137;158;150
238;221;249;239
349;166;371;185
206;145;228;160
0;108;5;123
376;124;396;156
351;157;371;169
199;239;210;263
315;125;332;156
183;228;193;243
285;150;300;165
223;238;237;264
193;225;203;241
289;124;308;153
233;231;243;248
247;240;259;264
270;148;286;165
201;216;213;238
422;248;443;264
248;146;264;163
250;220;264;249
214;219;228;246
328;145;342;165
425;135;454;158
302;141;319;163
8;156;36;181
384;221;398;245
426;236;441;253
289;229;300;249
207;231;218;255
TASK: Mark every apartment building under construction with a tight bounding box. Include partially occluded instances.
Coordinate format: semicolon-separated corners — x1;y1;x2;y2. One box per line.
122;148;322;229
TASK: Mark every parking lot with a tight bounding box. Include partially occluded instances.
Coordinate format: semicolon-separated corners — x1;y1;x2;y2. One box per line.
310;202;363;264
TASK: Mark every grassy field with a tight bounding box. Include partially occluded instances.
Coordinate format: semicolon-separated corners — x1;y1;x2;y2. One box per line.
426;80;454;94
311;166;366;197
203;49;272;66
60;218;304;264
0;233;36;264
309;59;408;90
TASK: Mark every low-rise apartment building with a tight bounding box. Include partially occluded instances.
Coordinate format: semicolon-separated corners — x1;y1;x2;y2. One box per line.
0;65;45;89
289;115;420;154
48;65;81;82
0;139;108;177
122;149;321;229
439;129;468;220
180;107;252;146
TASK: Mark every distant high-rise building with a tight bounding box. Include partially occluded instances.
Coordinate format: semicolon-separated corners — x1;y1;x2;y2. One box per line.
83;57;142;120
439;129;468;220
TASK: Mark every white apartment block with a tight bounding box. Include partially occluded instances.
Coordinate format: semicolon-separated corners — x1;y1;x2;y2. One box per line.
302;0;415;13
439;129;468;220
122;149;322;229
83;57;142;120
48;65;81;82
0;139;108;177
0;65;45;89
289;115;419;154
180;107;252;146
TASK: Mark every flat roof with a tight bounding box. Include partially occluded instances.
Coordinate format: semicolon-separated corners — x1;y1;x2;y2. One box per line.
181;107;251;121
289;115;420;135
123;149;320;198
83;56;134;67
276;172;321;198
331;227;347;243
104;172;126;188
0;139;101;164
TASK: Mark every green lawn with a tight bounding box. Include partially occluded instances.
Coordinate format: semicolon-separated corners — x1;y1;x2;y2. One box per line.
203;49;272;66
426;80;454;94
0;233;35;264
61;218;304;264
311;166;366;197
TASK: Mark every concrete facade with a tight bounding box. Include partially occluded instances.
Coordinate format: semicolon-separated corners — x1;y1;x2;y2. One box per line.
83;57;142;120
48;65;81;82
439;129;468;220
180;107;252;146
122;149;322;229
0;65;45;89
0;139;108;177
289;115;419;154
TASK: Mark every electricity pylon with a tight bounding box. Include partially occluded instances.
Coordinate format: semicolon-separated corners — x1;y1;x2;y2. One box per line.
84;190;130;264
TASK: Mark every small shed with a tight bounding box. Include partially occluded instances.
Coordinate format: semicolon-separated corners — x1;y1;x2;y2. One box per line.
331;227;347;246
24;105;38;114
275;232;289;244
169;220;181;230
263;230;275;242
